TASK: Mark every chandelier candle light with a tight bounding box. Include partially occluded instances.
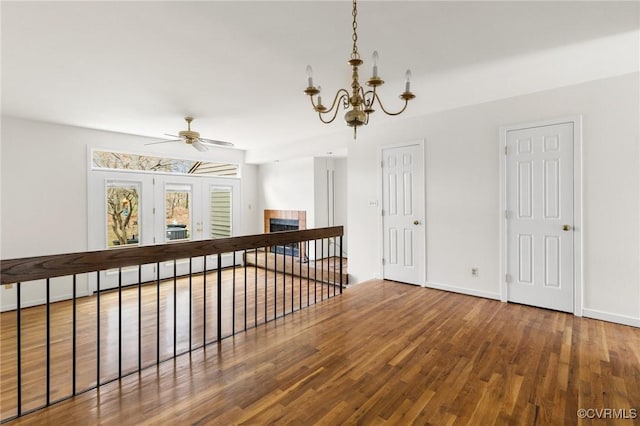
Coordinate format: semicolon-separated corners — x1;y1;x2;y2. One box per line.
304;0;415;139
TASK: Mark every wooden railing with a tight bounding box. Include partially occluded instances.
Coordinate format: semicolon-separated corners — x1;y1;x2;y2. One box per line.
0;226;344;423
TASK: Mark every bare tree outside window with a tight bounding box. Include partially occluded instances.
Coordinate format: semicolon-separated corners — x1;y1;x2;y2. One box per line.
107;185;139;246
92;150;240;177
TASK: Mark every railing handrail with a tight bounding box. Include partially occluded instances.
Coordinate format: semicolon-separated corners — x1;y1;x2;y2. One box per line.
1;226;343;284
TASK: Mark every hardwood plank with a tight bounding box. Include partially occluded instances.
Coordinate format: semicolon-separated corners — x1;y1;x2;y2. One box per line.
2;280;640;425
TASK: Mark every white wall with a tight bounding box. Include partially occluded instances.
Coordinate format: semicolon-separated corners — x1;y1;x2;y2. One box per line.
240;163;261;235
342;73;639;326
257;157;316;231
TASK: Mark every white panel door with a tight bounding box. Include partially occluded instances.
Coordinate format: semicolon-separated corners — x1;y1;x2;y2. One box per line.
382;143;425;285
506;122;574;312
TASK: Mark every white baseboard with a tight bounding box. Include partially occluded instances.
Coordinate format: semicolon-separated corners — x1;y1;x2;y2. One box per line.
582;308;640;328
424;281;502;301
1;290;92;312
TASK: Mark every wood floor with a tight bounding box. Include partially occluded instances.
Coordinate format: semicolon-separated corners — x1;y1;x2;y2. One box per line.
2;279;640;425
0;265;340;420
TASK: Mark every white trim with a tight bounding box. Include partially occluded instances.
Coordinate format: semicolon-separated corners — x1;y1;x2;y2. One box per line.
3;289;92;312
498;116;583;315
425;281;501;301
378;140;427;286
582;309;640;328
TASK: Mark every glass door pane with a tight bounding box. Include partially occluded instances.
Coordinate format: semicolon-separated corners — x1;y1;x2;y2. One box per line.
165;185;192;242
211;187;232;239
106;182;140;248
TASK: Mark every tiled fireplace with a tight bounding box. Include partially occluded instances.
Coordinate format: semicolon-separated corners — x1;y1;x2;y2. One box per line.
264;210;306;258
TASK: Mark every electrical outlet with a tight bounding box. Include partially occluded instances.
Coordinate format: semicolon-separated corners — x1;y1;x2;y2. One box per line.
471;268;479;277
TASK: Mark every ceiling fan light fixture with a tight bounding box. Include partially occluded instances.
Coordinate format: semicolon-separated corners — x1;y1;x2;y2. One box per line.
303;0;415;139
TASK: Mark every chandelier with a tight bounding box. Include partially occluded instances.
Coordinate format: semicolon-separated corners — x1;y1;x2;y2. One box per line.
304;0;415;139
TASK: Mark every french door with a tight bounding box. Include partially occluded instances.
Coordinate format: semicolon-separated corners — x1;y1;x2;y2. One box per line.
88;171;240;290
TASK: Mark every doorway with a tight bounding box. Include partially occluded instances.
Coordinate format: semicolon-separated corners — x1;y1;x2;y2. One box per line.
88;171;240;290
380;141;426;285
500;117;582;313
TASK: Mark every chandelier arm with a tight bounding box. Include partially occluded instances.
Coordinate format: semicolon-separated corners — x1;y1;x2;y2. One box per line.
309;96;318;109
362;88;376;107
372;92;410;116
318;93;350;124
318;88;351;113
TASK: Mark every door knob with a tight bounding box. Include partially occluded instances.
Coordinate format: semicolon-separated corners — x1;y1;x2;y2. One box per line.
562;225;572;231
413;220;420;225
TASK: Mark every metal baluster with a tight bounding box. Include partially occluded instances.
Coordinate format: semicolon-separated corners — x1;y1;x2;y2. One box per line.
314;239;317;305
298;242;302;311
306;240;310;307
72;275;77;395
138;266;142;371
340;235;344;294
46;278;50;405
232;251;236;335
264;248;267;323
189;258;192;352
283;246;286;316
333;237;336;297
244;249;248;331
291;243;295;313
254;249;258;328
97;272;101;387
16;282;22;416
173;260;177;357
274;247;277;320
321;239;325;301
156;262;160;364
217;254;222;341
203;256;207;345
118;268;122;378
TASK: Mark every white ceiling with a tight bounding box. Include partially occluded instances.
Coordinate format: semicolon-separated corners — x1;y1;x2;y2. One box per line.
2;1;639;162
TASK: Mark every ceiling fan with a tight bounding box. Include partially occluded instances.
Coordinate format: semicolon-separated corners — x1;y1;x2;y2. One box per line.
146;117;234;151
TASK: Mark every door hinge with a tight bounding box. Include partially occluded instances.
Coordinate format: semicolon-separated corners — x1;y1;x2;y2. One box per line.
381;209;385;217
504;146;508;155
382;258;386;265
505;273;512;283
153;207;156;214
381;161;384;168
505;210;511;219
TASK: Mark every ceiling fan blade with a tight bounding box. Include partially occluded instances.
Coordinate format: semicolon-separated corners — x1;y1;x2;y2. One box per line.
191;140;208;152
164;133;180;138
145;139;181;146
199;138;234;147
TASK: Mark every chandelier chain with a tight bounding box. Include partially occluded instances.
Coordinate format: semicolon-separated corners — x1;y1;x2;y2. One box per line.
351;0;359;60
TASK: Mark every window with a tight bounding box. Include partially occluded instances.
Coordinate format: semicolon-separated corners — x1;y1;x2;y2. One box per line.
92;150;239;177
210;188;232;238
165;185;192;242
106;182;140;247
